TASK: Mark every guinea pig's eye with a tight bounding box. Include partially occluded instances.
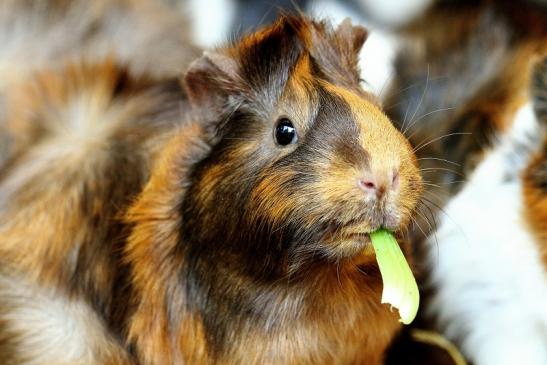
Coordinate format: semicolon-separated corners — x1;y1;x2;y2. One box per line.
274;118;297;146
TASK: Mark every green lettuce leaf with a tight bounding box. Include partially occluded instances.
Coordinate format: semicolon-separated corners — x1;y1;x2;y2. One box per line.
370;229;419;325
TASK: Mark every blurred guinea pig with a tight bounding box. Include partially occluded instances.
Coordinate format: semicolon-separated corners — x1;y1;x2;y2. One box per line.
425;56;547;365
0;10;423;365
379;0;547;363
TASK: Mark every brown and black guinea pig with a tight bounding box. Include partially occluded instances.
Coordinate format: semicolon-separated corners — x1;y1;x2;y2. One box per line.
0;15;422;365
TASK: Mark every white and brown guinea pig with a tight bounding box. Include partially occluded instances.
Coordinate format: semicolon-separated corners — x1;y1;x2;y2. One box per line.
378;1;547;364
0;4;423;365
0;0;198;172
425;57;547;365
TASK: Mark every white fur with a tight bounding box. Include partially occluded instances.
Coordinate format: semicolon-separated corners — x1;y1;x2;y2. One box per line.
357;0;434;27
188;0;235;48
0;273;127;365
427;103;547;365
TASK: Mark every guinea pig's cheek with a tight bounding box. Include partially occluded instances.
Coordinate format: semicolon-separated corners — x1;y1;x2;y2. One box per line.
249;169;301;224
389;178;421;228
317;162;363;197
195;164;225;205
312;178;363;222
401;166;423;206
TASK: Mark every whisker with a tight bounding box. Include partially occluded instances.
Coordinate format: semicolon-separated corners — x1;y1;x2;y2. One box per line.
420;196;449;220
420;167;463;177
415;208;433;233
410;215;427;240
417;201;440;265
413;132;471;154
382;75;449;109
439;180;466;185
420;195;469;248
375;70;393;100
422;189;447;202
401;98;412;135
420;167;460;172
405;107;456;138
419;199;439;233
422;182;443;189
417;157;460;166
403;64;430;136
423;179;467;186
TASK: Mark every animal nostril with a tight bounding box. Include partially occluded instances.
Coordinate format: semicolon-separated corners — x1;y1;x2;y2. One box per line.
358;169;399;196
358;179;376;191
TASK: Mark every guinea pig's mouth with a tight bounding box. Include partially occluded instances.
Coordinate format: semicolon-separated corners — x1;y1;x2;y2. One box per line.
321;228;376;260
339;231;373;251
344;232;372;245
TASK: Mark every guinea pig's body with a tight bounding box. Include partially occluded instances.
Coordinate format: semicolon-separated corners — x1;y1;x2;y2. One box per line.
0;0;198;172
383;1;547;363
425;59;547;365
0;3;423;365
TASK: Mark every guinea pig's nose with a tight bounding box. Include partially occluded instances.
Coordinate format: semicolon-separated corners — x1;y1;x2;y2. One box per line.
357;169;399;198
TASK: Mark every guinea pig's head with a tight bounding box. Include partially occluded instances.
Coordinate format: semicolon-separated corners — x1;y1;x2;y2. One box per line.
182;16;422;274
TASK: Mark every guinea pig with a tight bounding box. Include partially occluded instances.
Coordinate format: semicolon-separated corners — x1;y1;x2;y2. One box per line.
0;0;198;172
0;14;423;365
424;56;547;365
379;2;547;364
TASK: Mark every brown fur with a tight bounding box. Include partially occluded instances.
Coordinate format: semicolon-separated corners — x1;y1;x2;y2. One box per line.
0;0;198;173
0;57;186;364
523;57;547;266
0;12;422;365
524;149;547;265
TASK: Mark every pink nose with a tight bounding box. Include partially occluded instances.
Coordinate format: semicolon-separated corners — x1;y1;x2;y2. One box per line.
358;169;399;198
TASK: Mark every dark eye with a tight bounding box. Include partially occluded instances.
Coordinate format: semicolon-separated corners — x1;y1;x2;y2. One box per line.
274;118;297;146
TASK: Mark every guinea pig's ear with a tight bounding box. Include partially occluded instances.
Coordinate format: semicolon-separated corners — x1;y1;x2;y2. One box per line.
335;18;368;57
309;18;368;87
183;51;243;121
